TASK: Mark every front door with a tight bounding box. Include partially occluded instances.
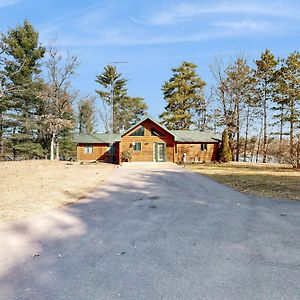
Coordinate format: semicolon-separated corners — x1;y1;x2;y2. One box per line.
155;142;166;162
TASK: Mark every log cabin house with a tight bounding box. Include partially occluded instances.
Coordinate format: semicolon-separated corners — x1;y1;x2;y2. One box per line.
74;117;220;164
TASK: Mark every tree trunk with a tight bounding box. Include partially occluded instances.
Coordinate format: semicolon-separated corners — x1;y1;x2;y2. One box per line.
256;122;263;163
250;143;255;162
296;137;300;169
50;133;55;161
0;139;3;159
243;106;250;162
262;87;267;163
278;104;284;163
0;114;3;159
56;140;60;161
289;98;294;162
111;83;115;133
235;99;240;162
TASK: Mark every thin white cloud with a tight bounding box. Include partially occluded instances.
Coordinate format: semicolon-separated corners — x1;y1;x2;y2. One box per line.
140;1;299;25
39;1;118;44
38;0;298;49
40;19;280;48
212;20;269;31
0;0;20;8
49;28;245;48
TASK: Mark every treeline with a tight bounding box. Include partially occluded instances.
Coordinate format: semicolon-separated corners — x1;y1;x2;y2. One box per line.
1;20;299;167
159;53;300;168
0;20;147;161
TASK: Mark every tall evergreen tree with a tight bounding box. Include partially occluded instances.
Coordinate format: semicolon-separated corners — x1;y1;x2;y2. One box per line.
225;57;255;161
272;69;289;163
114;96;147;132
78;97;96;133
1;20;45;159
276;52;300;167
160;62;206;130
95;65;147;133
254;49;278;163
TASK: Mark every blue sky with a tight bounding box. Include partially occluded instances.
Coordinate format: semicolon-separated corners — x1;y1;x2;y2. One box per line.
1;0;300;127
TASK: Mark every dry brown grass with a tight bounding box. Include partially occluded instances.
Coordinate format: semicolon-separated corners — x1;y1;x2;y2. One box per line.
187;162;300;201
0;160;115;223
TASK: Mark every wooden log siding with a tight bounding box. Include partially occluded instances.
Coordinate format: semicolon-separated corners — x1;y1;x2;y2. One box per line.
77;143;110;161
76;118;220;163
175;143;218;163
120;119;175;162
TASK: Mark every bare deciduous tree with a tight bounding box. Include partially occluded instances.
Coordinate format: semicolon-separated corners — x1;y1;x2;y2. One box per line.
40;42;78;160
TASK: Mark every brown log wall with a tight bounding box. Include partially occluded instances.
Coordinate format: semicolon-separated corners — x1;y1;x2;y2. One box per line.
120;119;175;162
175;143;218;163
77;143;109;161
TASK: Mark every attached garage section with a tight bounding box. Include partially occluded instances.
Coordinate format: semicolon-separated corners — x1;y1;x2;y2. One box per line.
77;143;110;161
175;143;218;162
75;133;120;163
172;130;220;163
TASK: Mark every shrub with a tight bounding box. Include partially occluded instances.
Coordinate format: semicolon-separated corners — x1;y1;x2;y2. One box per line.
121;150;132;162
219;129;232;162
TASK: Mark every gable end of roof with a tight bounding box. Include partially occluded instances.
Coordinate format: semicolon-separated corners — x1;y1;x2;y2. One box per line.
120;117;175;137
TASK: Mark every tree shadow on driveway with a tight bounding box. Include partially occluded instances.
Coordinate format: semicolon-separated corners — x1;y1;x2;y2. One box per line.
0;168;300;300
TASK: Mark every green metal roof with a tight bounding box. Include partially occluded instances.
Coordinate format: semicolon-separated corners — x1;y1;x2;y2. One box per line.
74;130;220;144
171;130;221;143
74;133;121;144
74;118;220;144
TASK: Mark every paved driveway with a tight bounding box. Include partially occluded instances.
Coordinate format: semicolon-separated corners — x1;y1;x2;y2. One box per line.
0;164;300;300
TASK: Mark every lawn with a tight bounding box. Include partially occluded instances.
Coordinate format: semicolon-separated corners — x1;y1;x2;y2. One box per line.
187;162;300;201
0;160;115;223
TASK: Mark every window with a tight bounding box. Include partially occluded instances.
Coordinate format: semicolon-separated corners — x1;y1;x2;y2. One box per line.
200;143;207;151
84;145;93;154
130;126;144;136
133;142;141;151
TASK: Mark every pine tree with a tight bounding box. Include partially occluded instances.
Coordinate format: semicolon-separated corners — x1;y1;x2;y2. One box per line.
254;49;278;163
219;128;232;162
225;57;255;161
272;68;289;163
1;20;45;159
114;96;147;132
78;97;96;133
95;65;147;133
160;62;206;130
276;52;300;168
96;65;127;133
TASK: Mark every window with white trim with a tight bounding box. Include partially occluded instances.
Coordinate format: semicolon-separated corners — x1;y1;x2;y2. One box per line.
133;142;142;151
84;145;93;154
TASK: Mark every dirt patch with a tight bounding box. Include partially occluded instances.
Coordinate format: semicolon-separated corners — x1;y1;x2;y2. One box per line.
0;160;115;223
187;162;300;201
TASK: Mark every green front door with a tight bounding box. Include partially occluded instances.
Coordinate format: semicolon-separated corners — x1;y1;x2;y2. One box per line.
155;142;166;162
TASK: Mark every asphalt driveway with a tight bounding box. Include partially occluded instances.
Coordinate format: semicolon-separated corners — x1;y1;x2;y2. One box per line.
0;164;299;300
